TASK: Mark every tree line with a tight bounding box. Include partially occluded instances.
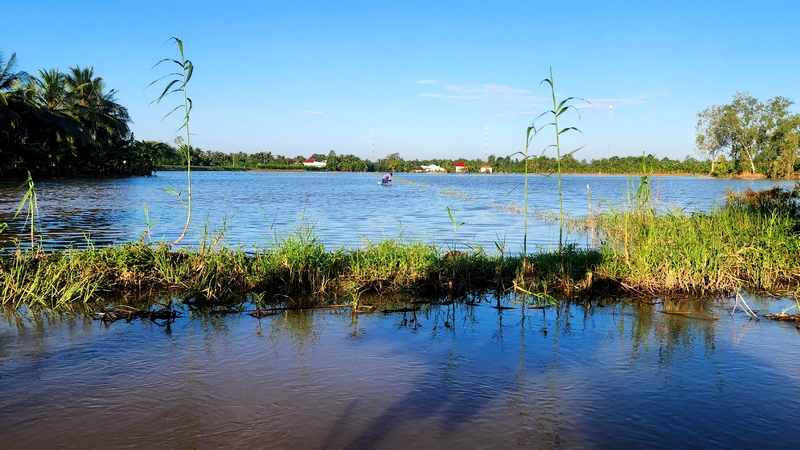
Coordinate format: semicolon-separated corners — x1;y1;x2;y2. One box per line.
7;50;792;178
0;51;153;176
150;145;710;175
696;92;800;178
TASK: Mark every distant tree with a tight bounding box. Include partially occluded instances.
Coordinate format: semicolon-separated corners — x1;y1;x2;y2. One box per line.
698;93;800;178
377;152;403;172
208;150;230;167
326;150;339;171
719;93;761;174
757;96;800;178
696;104;727;175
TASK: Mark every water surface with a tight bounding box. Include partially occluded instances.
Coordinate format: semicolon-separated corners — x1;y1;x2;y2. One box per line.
2;172;798;448
0;172;793;252
1;295;798;448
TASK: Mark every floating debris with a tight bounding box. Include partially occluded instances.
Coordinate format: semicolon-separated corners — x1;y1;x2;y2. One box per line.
763;313;800;322
92;307;182;324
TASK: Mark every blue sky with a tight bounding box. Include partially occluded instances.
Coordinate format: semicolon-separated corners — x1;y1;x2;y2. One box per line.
4;0;799;162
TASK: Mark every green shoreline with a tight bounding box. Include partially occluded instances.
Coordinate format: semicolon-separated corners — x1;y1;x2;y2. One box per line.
2;183;798;313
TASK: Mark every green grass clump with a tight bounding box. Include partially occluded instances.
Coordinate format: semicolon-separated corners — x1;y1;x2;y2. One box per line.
596;182;800;294
1;184;798;311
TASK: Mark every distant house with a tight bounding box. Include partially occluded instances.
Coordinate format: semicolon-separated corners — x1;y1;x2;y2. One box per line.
480;165;493;173
303;158;326;168
454;161;467;173
421;164;446;173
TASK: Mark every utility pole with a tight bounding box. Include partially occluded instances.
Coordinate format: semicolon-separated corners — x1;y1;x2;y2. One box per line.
371;124;374;162
485;126;488;160
608;105;613;157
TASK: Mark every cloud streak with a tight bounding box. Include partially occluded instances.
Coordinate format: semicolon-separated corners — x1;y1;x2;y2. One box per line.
420;93;482;101
419;83;542;113
418;81;667;120
300;110;324;115
580;92;669;109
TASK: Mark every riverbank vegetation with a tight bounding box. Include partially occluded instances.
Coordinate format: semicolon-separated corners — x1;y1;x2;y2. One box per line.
1;182;797;311
0;52;146;176
696;93;800;178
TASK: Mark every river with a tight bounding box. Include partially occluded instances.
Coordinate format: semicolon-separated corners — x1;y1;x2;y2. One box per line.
1;172;798;448
1;296;799;448
0;172;794;253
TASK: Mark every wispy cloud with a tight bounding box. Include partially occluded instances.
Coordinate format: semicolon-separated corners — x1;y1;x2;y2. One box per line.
493;111;540;119
413;79;439;84
580;92;669;109
300;110;324;115
420;83;541;112
420;93;482;101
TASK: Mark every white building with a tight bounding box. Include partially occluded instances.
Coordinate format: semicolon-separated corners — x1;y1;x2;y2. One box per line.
302;159;326;168
421;164;446;173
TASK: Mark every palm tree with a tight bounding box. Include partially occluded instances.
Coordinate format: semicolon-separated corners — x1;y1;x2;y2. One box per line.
8;68;87;171
64;66;131;169
0;51;29;149
66;66;130;135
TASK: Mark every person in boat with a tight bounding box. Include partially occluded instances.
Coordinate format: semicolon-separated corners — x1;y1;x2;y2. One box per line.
381;172;393;185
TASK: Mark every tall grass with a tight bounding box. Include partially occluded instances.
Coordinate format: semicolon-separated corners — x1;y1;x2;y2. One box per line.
596;180;800;294
13;171;39;251
149;37;194;247
533;68;586;253
1;183;798;310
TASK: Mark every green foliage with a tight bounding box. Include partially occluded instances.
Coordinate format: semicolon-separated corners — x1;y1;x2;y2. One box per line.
445;206;465;251
533;67;586;253
597;183;800;293
13;171;38;251
149;37;194;247
696;93;800;178
1;49;136;176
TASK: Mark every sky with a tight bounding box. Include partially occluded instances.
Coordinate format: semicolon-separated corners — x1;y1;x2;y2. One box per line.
4;0;800;162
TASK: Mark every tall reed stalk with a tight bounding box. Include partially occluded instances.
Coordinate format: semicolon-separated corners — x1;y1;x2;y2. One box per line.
13;171;39;252
534;68;586;253
446;206;465;251
149;37;194;247
522;126;534;265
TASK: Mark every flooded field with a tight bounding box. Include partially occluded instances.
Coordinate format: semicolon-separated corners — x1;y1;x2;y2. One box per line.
1;172;798;448
0;172;794;252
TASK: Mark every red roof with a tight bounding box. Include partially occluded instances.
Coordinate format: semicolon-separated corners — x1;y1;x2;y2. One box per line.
454;161;466;166
304;159;315;163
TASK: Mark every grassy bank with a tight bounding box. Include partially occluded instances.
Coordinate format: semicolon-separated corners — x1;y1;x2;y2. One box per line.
1;183;798;311
596;183;800;295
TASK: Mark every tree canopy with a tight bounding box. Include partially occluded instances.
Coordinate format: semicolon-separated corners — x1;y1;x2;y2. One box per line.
0;51;149;176
696;93;800;178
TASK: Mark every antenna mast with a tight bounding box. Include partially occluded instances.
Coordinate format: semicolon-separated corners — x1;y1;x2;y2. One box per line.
485;126;488;160
608;106;613;157
372;124;374;162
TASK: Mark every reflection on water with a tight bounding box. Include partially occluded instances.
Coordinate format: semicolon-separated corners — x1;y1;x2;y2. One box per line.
1;295;799;449
1;173;795;252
